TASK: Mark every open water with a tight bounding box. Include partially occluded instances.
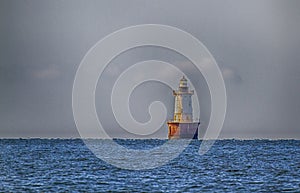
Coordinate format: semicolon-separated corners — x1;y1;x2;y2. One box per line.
0;139;299;192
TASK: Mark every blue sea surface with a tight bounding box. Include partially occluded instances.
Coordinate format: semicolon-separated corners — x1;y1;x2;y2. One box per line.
0;139;299;192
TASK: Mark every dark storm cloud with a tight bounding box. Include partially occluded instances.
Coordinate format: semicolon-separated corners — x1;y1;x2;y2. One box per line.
0;0;300;138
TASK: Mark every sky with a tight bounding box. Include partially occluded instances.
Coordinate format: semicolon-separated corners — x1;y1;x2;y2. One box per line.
0;0;300;139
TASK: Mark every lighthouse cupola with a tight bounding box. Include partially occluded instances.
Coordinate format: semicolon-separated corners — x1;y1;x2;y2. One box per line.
179;76;188;89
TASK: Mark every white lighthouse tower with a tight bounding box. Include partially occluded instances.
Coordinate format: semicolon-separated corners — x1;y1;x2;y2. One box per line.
167;76;200;139
173;76;194;122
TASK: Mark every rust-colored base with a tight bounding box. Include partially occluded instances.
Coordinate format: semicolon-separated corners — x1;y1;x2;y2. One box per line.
167;122;200;139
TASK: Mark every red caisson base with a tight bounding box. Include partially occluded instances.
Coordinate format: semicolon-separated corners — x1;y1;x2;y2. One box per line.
167;122;200;139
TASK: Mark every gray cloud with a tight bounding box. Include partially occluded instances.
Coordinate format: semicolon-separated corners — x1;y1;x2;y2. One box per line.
0;0;300;138
32;64;61;80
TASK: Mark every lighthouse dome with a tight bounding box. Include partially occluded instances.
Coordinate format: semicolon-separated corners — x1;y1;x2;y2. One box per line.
179;76;188;88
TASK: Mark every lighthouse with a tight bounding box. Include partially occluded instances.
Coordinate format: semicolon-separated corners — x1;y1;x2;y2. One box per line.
167;76;200;139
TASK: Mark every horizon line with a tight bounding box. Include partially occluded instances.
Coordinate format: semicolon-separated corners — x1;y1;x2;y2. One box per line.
0;137;299;140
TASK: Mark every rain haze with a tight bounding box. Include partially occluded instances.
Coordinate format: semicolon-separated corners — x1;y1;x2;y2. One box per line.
1;0;300;139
